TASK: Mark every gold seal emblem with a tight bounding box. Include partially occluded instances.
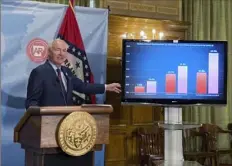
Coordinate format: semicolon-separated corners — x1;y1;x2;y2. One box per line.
57;112;97;156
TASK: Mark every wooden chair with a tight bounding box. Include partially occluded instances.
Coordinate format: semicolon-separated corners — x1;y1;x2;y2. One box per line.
200;124;232;166
137;126;164;166
183;128;217;166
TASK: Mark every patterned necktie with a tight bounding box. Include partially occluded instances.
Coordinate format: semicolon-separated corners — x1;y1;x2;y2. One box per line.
56;68;66;93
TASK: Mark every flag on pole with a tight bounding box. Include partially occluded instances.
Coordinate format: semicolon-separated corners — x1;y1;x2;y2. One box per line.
57;0;96;105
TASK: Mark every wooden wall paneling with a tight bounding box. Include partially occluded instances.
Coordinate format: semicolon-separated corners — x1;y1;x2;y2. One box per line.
101;0;182;21
131;106;163;125
105;126;128;166
108;15;190;57
131;106;154;125
106;58;131;125
127;129;138;165
153;106;164;122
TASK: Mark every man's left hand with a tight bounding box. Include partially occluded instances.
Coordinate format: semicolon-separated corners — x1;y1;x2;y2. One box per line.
105;83;121;93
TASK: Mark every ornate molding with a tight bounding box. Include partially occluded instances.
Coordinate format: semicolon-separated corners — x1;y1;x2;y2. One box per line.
104;0;182;21
129;3;156;12
106;0;128;9
156;6;178;15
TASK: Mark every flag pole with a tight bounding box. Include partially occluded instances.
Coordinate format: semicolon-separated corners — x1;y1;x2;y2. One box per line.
107;5;111;12
69;0;75;13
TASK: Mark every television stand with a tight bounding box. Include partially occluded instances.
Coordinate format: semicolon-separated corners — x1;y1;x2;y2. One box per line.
155;107;202;166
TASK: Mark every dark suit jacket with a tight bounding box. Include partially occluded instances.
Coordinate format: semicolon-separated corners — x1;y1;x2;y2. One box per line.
25;61;105;109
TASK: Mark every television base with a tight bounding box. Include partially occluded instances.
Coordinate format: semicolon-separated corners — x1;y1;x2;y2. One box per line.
158;107;201;164
153;160;202;166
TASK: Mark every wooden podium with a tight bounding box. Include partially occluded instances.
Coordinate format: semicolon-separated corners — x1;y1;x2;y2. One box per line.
13;104;113;166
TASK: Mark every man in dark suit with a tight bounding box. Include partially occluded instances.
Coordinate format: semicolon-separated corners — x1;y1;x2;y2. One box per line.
25;39;121;109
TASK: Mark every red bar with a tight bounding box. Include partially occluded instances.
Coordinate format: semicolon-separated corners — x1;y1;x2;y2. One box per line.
134;86;145;93
196;72;207;94
165;74;176;93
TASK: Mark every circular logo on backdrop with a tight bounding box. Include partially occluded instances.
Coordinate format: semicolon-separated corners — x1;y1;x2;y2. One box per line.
26;38;48;63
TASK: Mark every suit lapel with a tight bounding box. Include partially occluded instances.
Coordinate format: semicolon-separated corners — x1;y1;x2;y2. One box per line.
45;60;57;77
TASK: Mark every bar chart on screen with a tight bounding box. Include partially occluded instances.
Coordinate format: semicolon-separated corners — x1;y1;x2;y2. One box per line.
128;51;219;96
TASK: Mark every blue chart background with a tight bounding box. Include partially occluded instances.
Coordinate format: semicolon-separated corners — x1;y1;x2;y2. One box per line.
124;42;226;100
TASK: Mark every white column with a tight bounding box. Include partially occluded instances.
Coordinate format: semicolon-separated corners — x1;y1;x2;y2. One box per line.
164;107;184;162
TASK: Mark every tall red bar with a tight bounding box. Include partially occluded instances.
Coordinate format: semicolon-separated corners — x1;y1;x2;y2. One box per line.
196;72;207;94
165;73;176;93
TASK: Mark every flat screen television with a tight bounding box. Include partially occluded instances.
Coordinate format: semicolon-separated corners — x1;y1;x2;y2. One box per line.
121;39;228;105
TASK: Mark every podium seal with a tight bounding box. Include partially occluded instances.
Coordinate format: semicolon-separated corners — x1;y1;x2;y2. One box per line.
58;112;97;156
